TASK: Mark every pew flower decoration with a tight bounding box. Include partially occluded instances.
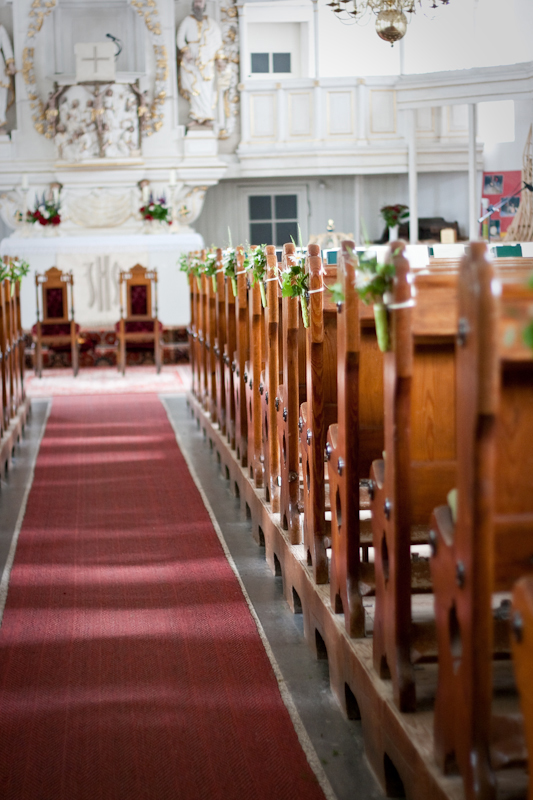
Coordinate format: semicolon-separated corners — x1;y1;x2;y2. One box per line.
354;249;396;352
179;252;203;290
140;194;172;225
223;248;238;297
279;251;310;328
246;245;268;308
0;257;31;295
203;250;218;292
27;193;61;227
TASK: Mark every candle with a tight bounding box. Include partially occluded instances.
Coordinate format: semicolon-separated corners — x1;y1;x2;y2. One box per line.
21;174;29;190
169;169;176;187
142;185;149;204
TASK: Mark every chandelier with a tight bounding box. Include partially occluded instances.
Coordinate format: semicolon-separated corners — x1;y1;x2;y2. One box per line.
327;0;450;45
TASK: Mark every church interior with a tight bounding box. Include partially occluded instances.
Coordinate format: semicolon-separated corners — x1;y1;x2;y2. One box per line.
0;0;532;798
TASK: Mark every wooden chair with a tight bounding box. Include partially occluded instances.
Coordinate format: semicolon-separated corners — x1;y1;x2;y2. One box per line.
430;243;533;799
117;264;161;375
34;267;78;378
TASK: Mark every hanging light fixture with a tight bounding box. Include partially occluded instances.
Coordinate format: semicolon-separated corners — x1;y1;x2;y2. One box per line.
327;0;450;45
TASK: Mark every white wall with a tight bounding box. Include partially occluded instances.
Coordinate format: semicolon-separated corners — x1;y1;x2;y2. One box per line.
194;171;471;246
318;0;533;77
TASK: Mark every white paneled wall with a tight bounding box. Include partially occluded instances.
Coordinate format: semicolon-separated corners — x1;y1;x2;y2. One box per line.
194;172;471;248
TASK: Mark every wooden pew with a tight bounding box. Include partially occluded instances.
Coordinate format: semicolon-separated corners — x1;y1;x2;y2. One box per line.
512;576;533;800
5;280;22;411
369;242;457;712
0;281;12;428
327;241;385;637
430;243;533;799
260;246;281;511
15;281;25;404
223;256;237;451
205;264;218;422
276;243;307;543
198;262;209;410
233;246;249;465
244;258;265;487
299;243;337;584
214;248;227;436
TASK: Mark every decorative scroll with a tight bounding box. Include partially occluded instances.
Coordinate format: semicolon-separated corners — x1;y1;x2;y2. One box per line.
218;2;240;139
22;0;169;139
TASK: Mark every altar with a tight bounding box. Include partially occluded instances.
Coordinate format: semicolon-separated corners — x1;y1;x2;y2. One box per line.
0;232;203;330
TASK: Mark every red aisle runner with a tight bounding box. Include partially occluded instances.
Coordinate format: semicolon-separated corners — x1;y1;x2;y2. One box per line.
0;396;327;800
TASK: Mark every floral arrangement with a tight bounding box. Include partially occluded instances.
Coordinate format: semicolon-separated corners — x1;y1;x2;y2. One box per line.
140;194;172;225
27;194;61;227
203;250;218;292
179;252;202;289
354;248;397;352
380;204;409;229
1;257;30;294
223;248;239;297
280;250;310;328
246;245;268;308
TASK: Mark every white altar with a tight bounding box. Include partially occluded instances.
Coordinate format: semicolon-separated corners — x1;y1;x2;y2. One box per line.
0;233;203;330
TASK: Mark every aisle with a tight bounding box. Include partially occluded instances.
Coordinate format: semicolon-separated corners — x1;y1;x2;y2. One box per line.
0;395;330;800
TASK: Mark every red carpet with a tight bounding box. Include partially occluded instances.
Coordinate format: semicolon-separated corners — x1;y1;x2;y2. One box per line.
0;396;328;800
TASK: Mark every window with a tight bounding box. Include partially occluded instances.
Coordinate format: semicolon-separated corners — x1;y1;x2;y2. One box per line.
249;194;299;246
250;53;291;75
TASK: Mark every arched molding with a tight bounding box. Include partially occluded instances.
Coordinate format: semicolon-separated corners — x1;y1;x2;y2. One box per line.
21;0;168;138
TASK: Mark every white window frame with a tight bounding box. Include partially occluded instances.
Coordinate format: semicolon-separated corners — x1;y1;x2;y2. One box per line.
241;184;309;248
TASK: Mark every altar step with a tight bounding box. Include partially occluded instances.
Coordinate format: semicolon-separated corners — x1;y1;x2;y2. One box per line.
24;326;189;369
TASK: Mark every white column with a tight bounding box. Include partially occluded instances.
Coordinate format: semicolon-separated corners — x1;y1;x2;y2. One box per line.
312;0;320;79
468;103;479;241
238;4;247;84
354;175;362;245
407;108;418;244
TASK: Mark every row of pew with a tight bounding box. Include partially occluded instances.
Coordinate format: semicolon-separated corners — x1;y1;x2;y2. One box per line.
0;276;28;467
186;240;533;800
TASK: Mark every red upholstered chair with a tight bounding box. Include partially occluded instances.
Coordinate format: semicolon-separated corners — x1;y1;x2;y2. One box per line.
117;264;161;375
33;267;79;377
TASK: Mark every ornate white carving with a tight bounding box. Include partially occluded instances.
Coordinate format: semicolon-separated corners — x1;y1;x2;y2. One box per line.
22;0;168;139
55;84;141;162
217;3;240;139
67;190;135;229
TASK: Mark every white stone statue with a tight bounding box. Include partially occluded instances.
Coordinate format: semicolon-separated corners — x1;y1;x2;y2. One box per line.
0;25;15;134
177;0;224;129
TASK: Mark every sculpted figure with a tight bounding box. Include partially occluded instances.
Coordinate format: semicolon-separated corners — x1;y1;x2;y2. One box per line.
0;25;15;134
177;0;223;129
